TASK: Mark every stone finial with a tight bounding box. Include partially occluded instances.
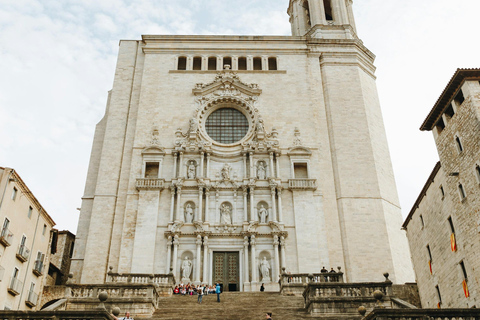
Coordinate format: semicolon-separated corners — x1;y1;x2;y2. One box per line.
373;290;384;308
112;307;121;317
98;291;108;310
383;272;390;282
358;306;366;316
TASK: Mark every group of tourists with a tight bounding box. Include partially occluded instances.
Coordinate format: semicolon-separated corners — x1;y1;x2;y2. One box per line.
173;282;222;303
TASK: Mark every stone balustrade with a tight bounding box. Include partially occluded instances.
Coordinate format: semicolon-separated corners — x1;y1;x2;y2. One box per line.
288;179;317;190
136;178;165;190
280;272;344;296
107;273;175;285
0;310;115;320
364;308;480;320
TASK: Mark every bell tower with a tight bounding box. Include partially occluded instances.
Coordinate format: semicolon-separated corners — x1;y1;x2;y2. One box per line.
288;0;357;39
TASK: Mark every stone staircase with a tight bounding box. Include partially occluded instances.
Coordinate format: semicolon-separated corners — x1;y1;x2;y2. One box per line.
151;292;312;320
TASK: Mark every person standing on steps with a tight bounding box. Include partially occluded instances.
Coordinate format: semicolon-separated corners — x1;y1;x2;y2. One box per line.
265;312;272;319
197;285;203;304
216;283;221;302
260;283;265;292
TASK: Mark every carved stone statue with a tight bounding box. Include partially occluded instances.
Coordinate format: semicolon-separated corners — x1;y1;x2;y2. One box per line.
221;164;231;180
181;257;192;281
259;257;271;282
258;205;268;223
189;117;198;133
187;162;196;179
256;118;265;133
220;203;232;225
184;204;194;223
257;162;266;180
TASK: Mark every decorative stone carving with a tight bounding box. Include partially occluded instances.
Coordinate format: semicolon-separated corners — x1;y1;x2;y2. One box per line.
257;161;267;180
184;203;194;223
187;161;196;179
189;117;198;134
220;203;232;225
181;257;192;281
258;205;268;223
221;163;232;181
293;127;302;146
247;221;259;233
193;221;204;233
169;221;184;233
259;257;271;282
150;126;160;146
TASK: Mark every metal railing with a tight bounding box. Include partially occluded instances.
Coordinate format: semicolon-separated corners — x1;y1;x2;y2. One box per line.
136;178;164;190
25;290;38;307
0;227;14;247
33;260;44;276
288;179;317;190
16;244;30;262
8;277;23;295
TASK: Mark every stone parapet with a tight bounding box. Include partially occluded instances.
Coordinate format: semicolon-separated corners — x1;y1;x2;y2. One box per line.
364;308;480;320
0;310;115;320
280;272;344;296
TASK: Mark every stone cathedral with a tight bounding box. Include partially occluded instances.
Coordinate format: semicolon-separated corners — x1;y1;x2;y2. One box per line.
71;0;415;292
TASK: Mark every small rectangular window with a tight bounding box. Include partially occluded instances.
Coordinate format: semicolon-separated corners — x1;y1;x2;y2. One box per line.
440;185;445;198
455;136;464;153
11;187;17;200
427;245;433;261
475;165;480;183
436;285;442;303
177;57;187;70
435;118;445;132
208;57;217;70
420;215;425;228
42;224;47;236
323;0;333;21
460;261;468;280
238;57;247;70
268;57;277;70
454;89;465;106
448;217;455;234
223;57;232;69
294;163;309;179
2;218;9;234
28;206;33;219
458;184;466;200
445;104;455;118
145;162;159;178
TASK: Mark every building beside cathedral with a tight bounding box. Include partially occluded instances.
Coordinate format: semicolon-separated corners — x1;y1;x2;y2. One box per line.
404;69;480;308
70;0;414;291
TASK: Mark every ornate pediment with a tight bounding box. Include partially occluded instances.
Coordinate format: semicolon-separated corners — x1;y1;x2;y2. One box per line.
142;146;165;155
192;69;262;99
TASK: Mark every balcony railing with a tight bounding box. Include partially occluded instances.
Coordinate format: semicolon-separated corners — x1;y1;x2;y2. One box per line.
33;260;44;276
16;245;30;262
25;290;39;307
0;227;13;247
136;178;165;190
0;265;4;281
8;277;23;296
288;179;317;190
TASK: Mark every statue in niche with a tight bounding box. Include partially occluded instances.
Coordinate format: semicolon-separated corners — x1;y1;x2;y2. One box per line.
259;257;271;282
189;117;198;134
221;164;231;180
187;162;196;179
184;203;194;223
256;118;265;133
257;162;266;180
181;257;193;281
258;205;268;223
220;203;232;225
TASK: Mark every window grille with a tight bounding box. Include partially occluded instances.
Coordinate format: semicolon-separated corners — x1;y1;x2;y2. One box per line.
205;108;249;144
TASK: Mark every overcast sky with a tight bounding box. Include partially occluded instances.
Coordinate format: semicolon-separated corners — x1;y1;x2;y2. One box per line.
1;0;479;233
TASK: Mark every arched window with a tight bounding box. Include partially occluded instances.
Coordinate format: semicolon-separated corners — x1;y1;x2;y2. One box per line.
178;56;187;70
268;57;277;70
253;57;262;70
208;57;217;70
193;57;202;70
238;57;247;70
223;57;232;69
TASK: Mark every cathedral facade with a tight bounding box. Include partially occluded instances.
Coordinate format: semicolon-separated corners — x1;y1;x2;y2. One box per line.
70;0;414;291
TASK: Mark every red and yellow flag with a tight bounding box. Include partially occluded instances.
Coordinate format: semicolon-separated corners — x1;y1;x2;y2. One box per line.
428;260;432;274
463;279;470;298
451;233;457;252
437;302;441;309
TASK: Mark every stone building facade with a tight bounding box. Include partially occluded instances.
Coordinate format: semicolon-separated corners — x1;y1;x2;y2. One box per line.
0;167;56;310
46;230;75;286
404;69;480;308
70;0;414;291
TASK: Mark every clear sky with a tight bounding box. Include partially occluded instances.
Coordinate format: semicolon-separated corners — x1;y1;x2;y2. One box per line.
1;0;479;233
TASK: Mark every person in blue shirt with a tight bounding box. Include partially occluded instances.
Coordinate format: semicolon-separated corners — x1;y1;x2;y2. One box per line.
215;283;221;302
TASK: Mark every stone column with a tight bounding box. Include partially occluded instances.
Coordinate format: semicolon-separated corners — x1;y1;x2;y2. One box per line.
172;235;179;281
243;153;248;178
173;152;178;178
176;187;182;222
244;236;250;284
215;190;220;224
206;153;211;178
277;187;283;223
209;249;213;285
169;186;176;222
280;236;286;271
275;152;281;178
203;236;209;283
270;186;277;222
247;55;253;71
250;235;257;284
262;55;268;71
269;152;275;178
233;190;237;224
179;152;184;178
249;187;255;222
243;186;248;222
200;152;205;177
202;56;208;71
166;236;172;274
195;235;202;283
249;152;254;177
232;55;238;70
205;187;210;223
197;187;203;222
187;56;193;70
273;235;280;282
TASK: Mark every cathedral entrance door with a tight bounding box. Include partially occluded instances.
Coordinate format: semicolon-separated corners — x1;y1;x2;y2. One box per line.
213;252;239;292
